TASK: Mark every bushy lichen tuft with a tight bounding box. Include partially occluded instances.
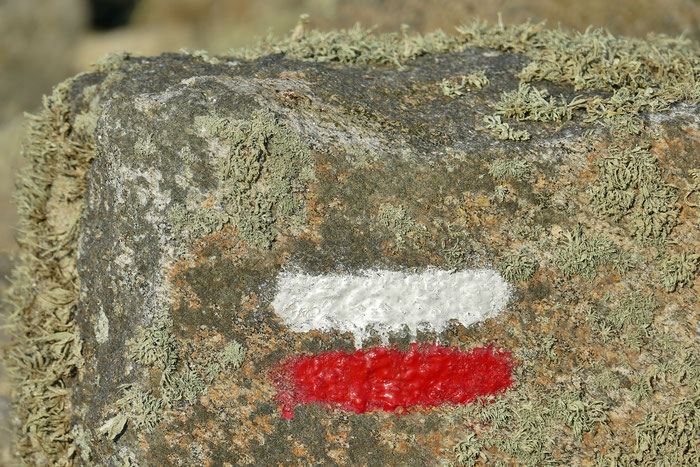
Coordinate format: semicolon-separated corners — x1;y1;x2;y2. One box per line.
607;291;658;335
179;48;221;65
220;340;246;368
589;144;680;244
554;225;622;281
453;381;610;465
237;15;700;138
488;158;532;180
660;251;700;292
684;168;700;208
585;291;658;347
498;250;538;282
164;367;207;405
2;75;96;464
203;340;247;383
118;320;248;437
98;385;164;440
631;393;700;465
453;432;485;466
126;312;179;380
495;83;584;122
441;71;489;97
482;115;531;141
167;201;229;241
232;17;459;68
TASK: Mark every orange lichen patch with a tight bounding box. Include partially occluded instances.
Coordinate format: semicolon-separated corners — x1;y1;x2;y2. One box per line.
201;196;216;209
278;71;307;81
191;224;248;263
650;135;686;164
290;439;309;458
168;269;202;311
202;377;274;452
240;292;260;313
313;159;332;175
417;429;452;458
375;413;422;453
240;328;293;362
321;417;351;455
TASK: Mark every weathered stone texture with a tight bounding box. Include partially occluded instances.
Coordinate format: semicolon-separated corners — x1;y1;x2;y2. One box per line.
5;24;700;466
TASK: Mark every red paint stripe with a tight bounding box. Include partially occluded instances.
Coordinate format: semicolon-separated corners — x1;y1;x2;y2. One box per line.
269;343;517;419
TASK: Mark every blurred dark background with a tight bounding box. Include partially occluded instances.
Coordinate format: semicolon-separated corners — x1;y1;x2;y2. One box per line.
0;0;698;462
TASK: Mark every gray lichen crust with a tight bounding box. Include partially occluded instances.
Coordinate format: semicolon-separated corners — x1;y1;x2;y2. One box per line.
2;16;699;467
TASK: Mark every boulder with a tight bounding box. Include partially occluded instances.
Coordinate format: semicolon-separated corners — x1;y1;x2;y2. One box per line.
4;20;700;466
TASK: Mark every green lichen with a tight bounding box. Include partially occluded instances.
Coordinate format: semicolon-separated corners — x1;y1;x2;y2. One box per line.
497;250;538;282
631;393;700;465
606;113;645;138
555;390;610;440
203;340;246;383
164;366;207;405
98;385;163;440
589;144;680;244
610;249;637;275
2;75;96;464
167;202;229;241
377;202;427;250
586;291;658;347
71;425;93;463
493;185;508;202
232;17;459;68
116;385;164;433
608;291;657;334
121;313;247;437
91;51;132;73
660;251;700;292
220;340;246;368
495;83;583;122
488;158;532;180
179;48;222;65
537;334;559;362
610;344;700;465
587;365;622;395
116;450;141;467
97;412;128;441
194;108;315;250
441;71;489;97
237;15;699;139
453;381;610;465
684;168;700;208
126;312;179;381
234;14;700;155
505;23;699;128
73;84;102;136
453;432;485;466
482;115;531;141
553;225;627;281
343;144;378;169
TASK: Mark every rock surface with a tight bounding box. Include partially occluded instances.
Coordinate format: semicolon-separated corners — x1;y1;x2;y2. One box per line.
4;22;700;466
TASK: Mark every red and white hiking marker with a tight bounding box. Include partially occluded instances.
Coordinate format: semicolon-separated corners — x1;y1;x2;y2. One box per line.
269;266;517;418
269;342;516;419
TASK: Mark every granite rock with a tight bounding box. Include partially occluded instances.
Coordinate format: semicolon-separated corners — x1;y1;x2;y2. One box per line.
4;23;700;466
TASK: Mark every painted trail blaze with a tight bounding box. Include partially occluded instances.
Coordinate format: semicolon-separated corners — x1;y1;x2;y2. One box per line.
270;343;517;419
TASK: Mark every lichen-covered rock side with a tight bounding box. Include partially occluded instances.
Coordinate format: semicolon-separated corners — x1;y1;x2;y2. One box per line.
3;20;699;466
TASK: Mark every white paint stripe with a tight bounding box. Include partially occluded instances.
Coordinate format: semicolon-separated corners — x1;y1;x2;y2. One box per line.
271;266;512;348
